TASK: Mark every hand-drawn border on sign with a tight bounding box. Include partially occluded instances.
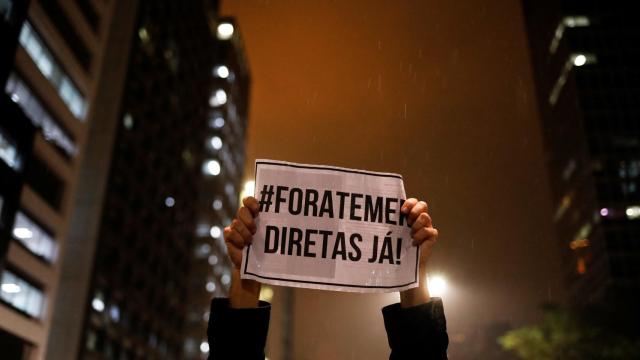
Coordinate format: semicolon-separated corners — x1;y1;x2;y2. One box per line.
242;159;420;289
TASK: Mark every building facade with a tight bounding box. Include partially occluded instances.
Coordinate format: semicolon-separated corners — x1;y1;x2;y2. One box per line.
523;0;640;307
1;0;134;358
55;2;251;359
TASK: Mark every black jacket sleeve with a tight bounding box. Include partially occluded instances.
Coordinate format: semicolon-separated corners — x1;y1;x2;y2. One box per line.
207;298;271;360
382;298;449;359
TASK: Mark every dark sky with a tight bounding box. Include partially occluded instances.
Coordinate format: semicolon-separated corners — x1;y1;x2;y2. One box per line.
222;0;564;358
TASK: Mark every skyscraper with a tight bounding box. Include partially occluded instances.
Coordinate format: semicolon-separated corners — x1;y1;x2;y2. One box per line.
523;0;640;307
1;0;136;358
184;15;251;360
43;1;250;359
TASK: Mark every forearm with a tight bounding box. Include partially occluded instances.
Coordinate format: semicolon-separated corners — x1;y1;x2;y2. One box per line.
229;268;261;308
400;264;430;307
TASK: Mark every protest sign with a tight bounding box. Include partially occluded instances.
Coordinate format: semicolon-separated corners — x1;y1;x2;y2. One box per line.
240;159;419;293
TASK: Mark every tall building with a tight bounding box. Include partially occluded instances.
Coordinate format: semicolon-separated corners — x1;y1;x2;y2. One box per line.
184;15;251;360
44;1;251;359
523;0;640;307
1;0;32;270
1;0;136;358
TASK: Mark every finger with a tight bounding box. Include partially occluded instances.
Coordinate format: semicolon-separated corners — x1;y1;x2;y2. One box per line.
231;219;252;243
224;226;246;248
411;212;432;234
243;196;259;217
226;242;244;269
408;201;428;225
237;207;257;234
412;227;438;246
401;198;418;214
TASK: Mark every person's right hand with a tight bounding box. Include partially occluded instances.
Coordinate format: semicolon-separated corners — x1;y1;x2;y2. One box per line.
224;196;259;268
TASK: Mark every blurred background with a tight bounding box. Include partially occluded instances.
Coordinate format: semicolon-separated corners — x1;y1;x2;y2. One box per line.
0;0;638;359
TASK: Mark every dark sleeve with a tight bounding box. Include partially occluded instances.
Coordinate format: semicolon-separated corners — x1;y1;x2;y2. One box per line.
207;298;271;360
382;297;449;360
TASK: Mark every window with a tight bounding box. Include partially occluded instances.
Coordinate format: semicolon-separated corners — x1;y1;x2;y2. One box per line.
209;89;227;107
38;0;91;71
216;22;234;40
5;73;78;157
0;128;21;171
18;22;87;120
12;211;58;262
0;269;45;318
24;155;65;211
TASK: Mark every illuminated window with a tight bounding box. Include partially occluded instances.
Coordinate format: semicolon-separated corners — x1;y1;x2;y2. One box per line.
138;27;150;43
619;160;640;195
19;22;86;119
109;304;120;322
0;269;45;318
12;211;58;262
576;257;586;274
213;65;229;79
569;238;590;250
221;273;231;285
209;136;222;150
216;22;234;40
5;73;78;157
0;128;21;171
625;206;640;219
202;159;221;176
205;280;216;293
209;226;222;239
91;291;105;312
209;89;227;107
123;112;134;130
553;194;572;221
212;198;223;210
209;116;225;129
574;223;592;240
549;16;590;54
164;196;175;207
572;53;596;67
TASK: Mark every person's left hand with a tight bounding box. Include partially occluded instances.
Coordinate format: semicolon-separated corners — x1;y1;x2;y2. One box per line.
401;198;439;267
399;198;440;307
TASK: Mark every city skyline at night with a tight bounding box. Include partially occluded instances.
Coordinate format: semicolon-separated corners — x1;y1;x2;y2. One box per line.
2;0;638;359
523;0;640;309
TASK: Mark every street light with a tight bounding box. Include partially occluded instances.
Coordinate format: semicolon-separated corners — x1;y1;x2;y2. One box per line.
239;180;255;202
427;275;447;297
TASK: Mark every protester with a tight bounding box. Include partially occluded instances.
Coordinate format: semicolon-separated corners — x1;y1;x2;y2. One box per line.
207;196;448;359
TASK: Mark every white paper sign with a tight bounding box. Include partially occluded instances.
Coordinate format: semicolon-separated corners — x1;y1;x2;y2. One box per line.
240;159;419;293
